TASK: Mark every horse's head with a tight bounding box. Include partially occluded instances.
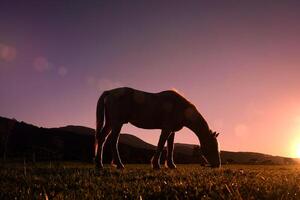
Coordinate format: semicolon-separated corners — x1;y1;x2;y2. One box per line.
200;130;221;168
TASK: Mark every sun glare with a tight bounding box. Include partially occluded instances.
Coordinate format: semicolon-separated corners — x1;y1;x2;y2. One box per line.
296;144;300;158
289;138;300;158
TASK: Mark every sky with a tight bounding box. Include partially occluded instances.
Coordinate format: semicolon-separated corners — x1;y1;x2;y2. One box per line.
1;0;300;158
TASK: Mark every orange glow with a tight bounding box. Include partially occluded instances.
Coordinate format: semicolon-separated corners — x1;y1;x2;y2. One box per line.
290;137;300;158
290;117;300;158
296;144;300;158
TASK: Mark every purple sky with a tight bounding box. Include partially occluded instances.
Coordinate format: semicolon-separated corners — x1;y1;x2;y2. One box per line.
1;1;300;157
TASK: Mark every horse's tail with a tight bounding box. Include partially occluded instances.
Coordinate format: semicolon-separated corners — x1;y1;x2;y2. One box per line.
96;91;109;138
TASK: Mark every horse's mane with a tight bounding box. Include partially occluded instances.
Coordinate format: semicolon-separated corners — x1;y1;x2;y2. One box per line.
171;88;187;98
170;88;195;106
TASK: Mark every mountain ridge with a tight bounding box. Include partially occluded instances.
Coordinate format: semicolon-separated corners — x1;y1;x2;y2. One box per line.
0;116;298;164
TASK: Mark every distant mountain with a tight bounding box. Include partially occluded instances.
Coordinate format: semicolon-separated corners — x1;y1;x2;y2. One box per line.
119;133;156;150
59;126;156;150
0;116;95;162
59;125;95;136
170;141;298;165
173;143;196;156
0;116;298;165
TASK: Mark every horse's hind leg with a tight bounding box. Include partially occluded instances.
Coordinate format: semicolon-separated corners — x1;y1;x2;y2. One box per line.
95;124;111;170
151;129;171;170
110;124;124;169
166;132;177;169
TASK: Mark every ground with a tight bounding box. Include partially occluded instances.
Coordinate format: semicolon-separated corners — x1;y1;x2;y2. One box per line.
0;162;300;199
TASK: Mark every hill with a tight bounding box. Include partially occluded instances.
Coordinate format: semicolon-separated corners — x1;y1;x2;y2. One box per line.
0;116;298;164
59;125;156;150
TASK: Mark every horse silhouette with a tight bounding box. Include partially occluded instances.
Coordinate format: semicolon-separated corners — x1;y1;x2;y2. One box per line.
95;87;221;170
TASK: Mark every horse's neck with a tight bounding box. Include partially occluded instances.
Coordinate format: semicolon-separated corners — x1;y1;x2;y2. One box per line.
185;114;210;142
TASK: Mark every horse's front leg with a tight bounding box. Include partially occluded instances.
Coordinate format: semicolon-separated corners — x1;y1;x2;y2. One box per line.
151;129;171;170
166;132;177;169
110;124;124;169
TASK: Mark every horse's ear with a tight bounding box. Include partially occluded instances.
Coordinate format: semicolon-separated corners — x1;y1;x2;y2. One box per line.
216;133;220;137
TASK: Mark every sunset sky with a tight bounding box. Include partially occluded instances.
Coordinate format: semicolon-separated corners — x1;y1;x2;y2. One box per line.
1;1;300;158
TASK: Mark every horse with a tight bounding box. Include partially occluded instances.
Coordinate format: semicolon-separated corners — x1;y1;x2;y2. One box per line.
95;87;221;170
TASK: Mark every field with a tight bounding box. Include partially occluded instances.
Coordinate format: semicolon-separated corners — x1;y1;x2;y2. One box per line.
1;162;300;200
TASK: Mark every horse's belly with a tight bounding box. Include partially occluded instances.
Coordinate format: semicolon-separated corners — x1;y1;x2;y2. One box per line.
129;119;162;130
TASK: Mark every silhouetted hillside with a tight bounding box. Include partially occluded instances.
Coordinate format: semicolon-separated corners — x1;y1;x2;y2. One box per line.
171;141;298;165
0;117;94;162
119;134;156;150
0;116;298;165
59;125;94;136
59;125;156;150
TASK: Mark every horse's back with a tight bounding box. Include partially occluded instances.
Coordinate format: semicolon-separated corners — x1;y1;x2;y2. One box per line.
105;87;191;109
102;88;192;130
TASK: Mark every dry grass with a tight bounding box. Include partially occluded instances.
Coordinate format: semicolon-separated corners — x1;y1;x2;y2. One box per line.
0;163;300;199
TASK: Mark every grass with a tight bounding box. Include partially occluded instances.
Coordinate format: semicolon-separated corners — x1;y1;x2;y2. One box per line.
0;162;300;199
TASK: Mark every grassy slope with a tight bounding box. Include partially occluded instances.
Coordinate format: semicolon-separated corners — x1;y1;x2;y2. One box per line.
1;163;300;199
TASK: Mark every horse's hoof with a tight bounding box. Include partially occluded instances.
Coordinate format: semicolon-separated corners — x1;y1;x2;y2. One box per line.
151;157;161;170
165;161;177;169
117;164;125;170
167;163;177;169
111;161;125;170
